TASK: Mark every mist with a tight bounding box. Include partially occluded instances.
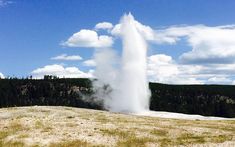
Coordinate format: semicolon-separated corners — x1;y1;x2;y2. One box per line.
93;13;150;113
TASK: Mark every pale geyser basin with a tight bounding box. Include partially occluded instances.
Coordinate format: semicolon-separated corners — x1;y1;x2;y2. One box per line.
132;110;235;120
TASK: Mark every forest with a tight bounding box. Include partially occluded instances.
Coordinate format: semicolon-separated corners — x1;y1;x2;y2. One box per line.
0;77;234;117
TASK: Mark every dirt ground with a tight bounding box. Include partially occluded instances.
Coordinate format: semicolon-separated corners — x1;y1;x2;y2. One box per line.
0;106;234;147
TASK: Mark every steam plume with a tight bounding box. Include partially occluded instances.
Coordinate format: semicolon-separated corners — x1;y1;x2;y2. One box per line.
94;13;150;113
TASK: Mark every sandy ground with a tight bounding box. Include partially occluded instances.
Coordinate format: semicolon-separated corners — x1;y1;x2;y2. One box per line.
0;106;235;147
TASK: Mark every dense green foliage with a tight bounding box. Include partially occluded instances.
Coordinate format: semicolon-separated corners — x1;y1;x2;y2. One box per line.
0;78;102;110
0;78;234;117
149;83;235;118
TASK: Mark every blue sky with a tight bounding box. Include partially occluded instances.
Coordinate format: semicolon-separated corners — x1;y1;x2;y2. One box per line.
0;0;235;84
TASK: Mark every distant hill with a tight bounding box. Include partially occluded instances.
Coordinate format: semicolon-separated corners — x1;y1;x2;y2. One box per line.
0;78;234;117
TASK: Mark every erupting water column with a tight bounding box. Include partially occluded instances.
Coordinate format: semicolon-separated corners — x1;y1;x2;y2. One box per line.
110;13;150;113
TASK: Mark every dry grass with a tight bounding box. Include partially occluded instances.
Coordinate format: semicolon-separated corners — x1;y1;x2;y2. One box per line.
0;106;234;147
1;140;25;147
0;120;26;146
49;140;91;147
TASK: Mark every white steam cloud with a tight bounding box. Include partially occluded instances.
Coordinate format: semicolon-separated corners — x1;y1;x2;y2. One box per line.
0;72;4;78
93;13;150;113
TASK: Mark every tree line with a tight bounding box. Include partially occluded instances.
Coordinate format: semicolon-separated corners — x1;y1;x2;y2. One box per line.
0;77;234;117
149;83;235;118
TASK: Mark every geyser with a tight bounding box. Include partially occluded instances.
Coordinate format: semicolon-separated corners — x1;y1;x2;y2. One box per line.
94;13;150;113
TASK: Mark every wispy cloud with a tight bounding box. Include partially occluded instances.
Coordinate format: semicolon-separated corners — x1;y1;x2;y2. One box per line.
31;64;93;79
83;59;96;67
51;54;83;61
0;0;13;7
95;22;113;30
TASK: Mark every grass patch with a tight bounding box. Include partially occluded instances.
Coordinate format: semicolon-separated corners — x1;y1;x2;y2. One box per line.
18;134;29;139
0;139;25;147
0;121;27;147
34;120;53;132
117;135;155;146
158;138;173;147
3;140;25;147
209;135;233;143
0;131;9;140
64;107;73;111
28;108;37;112
16;115;26;119
66;123;77;128
176;133;233;145
159;131;233;146
66;116;75;119
0;121;25;146
150;129;168;136
42;126;53;132
40;109;50;113
9;121;24;132
31;144;40;147
0;131;10;146
95;114;110;123
35;120;44;129
176;133;206;145
100;128;129;139
49;140;91;147
101;128;156;146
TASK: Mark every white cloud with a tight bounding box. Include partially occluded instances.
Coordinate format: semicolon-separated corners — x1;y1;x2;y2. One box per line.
51;54;82;61
147;54;203;84
111;20;176;44
147;53;235;84
142;24;235;84
83;59;96;67
113;23;235;64
0;0;12;7
232;80;235;85
62;29;113;48
31;64;93;79
60;16;235;84
153;25;235;64
111;20;155;40
207;76;232;84
112;20;235;65
95;22;113;30
148;54;179;77
0;72;4;78
194;64;235;75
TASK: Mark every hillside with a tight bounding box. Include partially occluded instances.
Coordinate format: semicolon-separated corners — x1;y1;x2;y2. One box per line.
0;78;235;117
0;106;235;147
